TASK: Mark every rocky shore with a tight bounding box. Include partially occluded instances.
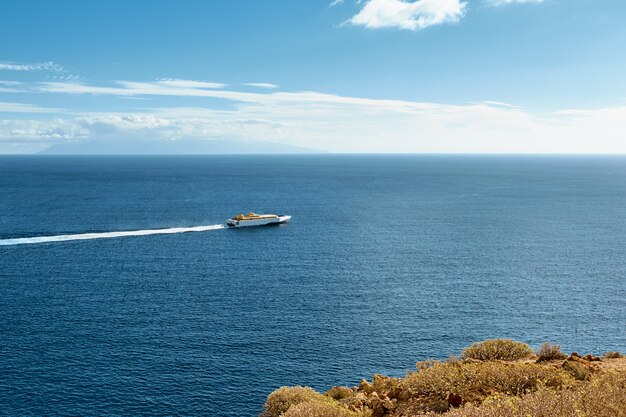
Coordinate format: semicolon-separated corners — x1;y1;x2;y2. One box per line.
260;339;626;417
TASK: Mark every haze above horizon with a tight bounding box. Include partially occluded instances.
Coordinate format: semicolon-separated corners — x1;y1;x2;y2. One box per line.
1;0;625;154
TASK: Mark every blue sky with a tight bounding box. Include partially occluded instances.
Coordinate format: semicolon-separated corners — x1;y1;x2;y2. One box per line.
1;0;626;153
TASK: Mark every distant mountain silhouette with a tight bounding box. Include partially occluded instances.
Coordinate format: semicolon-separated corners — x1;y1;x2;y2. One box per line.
40;138;323;155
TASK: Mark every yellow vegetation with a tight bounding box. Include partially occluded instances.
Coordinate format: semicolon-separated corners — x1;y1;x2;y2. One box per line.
443;371;626;417
260;341;625;417
405;360;569;396
281;401;361;417
461;339;533;361
535;342;568;362
265;386;337;417
397;360;571;413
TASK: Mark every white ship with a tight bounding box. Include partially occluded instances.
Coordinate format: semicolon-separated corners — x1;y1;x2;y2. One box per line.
226;212;291;228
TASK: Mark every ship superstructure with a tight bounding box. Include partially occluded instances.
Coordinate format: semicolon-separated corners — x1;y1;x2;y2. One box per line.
226;212;291;228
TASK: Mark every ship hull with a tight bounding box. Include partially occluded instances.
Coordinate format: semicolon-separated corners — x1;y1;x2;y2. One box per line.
226;215;291;228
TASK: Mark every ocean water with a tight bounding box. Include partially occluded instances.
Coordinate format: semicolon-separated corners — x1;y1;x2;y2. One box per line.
1;155;625;416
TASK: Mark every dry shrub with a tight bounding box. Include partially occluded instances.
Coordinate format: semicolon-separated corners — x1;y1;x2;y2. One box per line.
462;339;533;361
371;374;401;395
604;351;623;359
265;386;335;417
562;359;591;381
443;371;626;417
536;342;568;362
325;386;354;401
400;360;570;412
281;401;361;417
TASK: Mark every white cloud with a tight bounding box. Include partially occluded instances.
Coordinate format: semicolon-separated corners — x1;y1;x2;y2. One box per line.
347;0;466;30
0;101;63;113
486;0;544;6
0;118;88;141
478;101;520;108
0;61;63;72
330;0;344;6
2;78;626;154
0;81;25;93
243;83;279;89
47;74;81;81
155;78;226;89
33;80;450;111
5;101;626;154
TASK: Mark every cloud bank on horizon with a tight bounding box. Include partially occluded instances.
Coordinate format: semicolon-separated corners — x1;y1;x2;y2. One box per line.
1;72;625;154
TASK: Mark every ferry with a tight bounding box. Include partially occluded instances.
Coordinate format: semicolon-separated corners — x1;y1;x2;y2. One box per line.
226;212;291;228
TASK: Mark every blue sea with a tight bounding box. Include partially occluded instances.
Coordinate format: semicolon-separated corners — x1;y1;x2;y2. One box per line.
1;155;625;416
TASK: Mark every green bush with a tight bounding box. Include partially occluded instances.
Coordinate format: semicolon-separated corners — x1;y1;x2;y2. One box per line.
462;339;533;361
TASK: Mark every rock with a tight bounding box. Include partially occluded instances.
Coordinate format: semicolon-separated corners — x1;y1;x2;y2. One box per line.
359;379;373;393
448;393;463;408
388;387;410;401
370;392;395;417
354;392;368;403
562;356;598;381
382;396;395;409
373;374;391;388
341;392;368;413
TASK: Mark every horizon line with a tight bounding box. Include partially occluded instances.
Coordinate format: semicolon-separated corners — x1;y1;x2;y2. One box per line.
3;152;626;157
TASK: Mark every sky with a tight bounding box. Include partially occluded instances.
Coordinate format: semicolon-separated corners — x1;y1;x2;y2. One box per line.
1;0;626;154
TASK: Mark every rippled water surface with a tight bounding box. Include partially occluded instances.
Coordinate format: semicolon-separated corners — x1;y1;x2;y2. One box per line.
1;155;625;416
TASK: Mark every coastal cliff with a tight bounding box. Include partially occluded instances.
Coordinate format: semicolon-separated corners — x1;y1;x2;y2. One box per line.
261;339;626;417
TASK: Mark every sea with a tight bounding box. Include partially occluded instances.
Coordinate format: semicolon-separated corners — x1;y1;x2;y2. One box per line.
1;155;625;416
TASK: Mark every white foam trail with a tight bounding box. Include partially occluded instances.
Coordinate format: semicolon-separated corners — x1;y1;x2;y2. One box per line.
0;224;225;246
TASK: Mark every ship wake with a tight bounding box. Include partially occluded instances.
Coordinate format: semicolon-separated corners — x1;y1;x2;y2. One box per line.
0;224;225;246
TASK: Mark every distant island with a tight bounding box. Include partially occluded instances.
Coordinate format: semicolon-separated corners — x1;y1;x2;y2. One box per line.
39;138;324;155
261;339;625;417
